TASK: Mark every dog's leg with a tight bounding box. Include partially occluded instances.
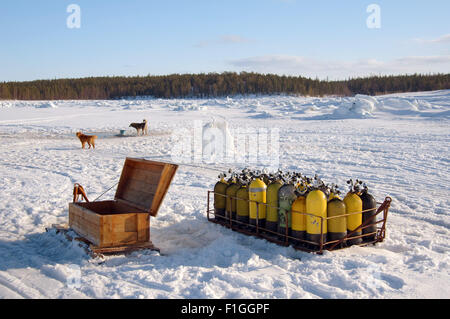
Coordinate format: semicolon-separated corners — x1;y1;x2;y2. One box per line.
82;141;86;149
92;140;95;149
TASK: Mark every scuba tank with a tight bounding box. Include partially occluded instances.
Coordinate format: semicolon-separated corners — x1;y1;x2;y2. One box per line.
327;185;347;245
261;170;271;188
291;195;306;243
214;173;228;222
306;176;328;246
277;174;297;239
291;174;309;244
236;185;249;227
249;175;267;230
225;178;240;222
266;178;283;233
360;184;377;242
344;179;363;246
235;169;251;227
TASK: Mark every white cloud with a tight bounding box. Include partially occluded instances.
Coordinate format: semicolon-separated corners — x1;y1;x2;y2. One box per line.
229;54;450;79
394;55;450;65
430;34;450;43
414;34;450;44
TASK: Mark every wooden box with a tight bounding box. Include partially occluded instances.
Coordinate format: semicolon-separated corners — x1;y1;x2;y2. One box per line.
69;158;178;249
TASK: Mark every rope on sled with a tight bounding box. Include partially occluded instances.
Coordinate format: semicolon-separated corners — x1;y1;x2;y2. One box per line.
93;182;120;202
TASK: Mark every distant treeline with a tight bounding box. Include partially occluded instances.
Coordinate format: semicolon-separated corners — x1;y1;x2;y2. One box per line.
0;72;449;100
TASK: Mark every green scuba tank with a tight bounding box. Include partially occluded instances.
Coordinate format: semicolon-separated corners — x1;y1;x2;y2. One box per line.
277;184;297;239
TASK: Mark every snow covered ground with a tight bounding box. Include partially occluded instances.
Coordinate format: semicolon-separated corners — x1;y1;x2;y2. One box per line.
0;90;449;299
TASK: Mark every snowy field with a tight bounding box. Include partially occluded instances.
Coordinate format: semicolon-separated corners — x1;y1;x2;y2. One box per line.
0;90;449;299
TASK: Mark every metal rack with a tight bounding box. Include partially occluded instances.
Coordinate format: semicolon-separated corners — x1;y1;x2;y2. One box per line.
207;191;392;254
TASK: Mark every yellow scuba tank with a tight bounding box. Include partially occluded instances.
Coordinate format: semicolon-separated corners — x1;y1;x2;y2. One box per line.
291;196;306;242
327;196;347;244
214;176;228;221
236;185;249;226
327;185;347;244
306;189;327;245
266;180;283;233
249;178;267;229
344;192;363;246
226;181;240;221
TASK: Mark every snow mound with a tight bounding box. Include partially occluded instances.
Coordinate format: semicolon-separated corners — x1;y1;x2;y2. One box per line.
36;102;58;109
0;101;12;108
330;95;378;119
250;110;278;119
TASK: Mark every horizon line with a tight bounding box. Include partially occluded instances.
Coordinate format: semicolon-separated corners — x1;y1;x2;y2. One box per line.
2;71;449;84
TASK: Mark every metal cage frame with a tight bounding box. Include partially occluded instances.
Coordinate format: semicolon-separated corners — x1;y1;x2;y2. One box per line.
207;191;392;254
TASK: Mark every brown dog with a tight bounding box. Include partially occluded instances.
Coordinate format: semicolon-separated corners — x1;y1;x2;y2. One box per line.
76;132;97;149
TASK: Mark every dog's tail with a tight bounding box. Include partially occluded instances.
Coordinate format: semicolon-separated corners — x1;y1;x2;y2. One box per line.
93;135;98;139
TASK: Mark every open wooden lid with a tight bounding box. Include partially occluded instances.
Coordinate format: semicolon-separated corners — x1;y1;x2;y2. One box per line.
115;158;178;217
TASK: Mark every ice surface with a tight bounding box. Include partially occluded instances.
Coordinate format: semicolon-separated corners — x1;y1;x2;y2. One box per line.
0;91;449;298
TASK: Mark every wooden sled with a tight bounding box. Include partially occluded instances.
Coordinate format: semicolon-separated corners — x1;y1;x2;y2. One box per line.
46;223;160;258
64;158;178;257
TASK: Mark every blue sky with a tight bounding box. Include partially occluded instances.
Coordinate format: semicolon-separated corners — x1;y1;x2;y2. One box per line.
0;0;449;81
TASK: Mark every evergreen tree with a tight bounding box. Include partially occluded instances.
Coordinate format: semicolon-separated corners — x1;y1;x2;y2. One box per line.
0;73;448;100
